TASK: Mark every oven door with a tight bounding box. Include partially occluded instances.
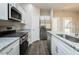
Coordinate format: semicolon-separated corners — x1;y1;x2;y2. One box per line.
20;37;28;55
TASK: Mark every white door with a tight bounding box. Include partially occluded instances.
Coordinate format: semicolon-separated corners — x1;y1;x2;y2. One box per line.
8;40;19;55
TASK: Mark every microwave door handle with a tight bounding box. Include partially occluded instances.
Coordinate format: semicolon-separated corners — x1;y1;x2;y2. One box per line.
8;4;12;19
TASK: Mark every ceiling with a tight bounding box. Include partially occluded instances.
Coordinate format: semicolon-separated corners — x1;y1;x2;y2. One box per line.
20;3;79;11
32;3;79;11
32;3;65;9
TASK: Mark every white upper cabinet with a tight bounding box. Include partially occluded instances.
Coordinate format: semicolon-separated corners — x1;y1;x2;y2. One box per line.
0;3;25;23
0;3;26;24
0;3;8;20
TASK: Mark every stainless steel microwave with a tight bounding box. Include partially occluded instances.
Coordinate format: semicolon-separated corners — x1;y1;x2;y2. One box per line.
8;4;22;22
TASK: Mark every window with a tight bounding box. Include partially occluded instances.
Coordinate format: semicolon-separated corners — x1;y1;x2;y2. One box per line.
63;17;72;34
40;16;51;30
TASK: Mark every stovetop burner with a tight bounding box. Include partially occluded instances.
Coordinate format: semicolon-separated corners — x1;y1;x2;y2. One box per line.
3;32;27;37
0;30;27;37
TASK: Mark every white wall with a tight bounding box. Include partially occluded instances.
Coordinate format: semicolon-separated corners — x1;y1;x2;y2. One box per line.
21;4;40;44
52;9;79;33
50;8;53;31
31;5;40;44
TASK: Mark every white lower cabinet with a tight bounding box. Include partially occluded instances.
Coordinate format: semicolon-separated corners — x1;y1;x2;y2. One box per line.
51;36;57;55
54;38;79;55
47;32;79;55
8;41;19;55
0;39;19;55
47;33;57;55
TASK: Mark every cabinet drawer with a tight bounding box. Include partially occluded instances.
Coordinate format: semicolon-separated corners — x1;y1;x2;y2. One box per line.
0;39;19;55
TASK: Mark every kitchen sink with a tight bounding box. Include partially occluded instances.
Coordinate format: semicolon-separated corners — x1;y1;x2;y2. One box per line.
57;34;79;43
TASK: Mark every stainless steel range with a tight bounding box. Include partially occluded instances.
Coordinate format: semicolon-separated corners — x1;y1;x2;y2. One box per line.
0;30;28;55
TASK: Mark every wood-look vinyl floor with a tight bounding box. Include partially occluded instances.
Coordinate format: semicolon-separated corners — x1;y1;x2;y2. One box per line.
26;40;50;55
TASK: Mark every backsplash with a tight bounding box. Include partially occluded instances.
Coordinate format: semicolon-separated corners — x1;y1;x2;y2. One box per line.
0;26;16;31
0;21;25;31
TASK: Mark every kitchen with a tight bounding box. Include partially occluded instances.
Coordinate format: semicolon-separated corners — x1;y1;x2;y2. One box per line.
0;3;79;55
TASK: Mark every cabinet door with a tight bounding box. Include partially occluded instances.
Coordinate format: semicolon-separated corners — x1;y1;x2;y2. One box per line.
0;39;19;55
0;3;8;20
51;35;57;55
55;38;79;55
8;40;19;55
55;38;71;55
47;33;51;53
